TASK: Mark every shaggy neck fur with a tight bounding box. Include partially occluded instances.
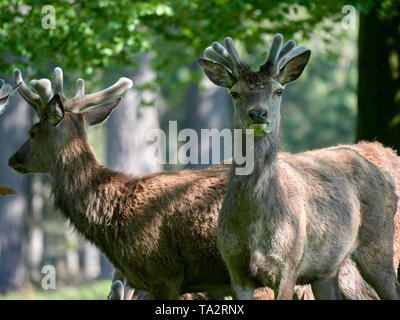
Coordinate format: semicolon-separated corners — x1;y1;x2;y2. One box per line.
50;135;129;246
233;126;280;200
224;128;279;225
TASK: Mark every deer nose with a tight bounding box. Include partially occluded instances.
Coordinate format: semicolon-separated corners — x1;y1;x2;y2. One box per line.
8;154;18;168
8;152;23;168
248;109;267;123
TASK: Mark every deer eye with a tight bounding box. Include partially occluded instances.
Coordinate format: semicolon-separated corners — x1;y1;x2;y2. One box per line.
274;89;283;97
230;92;240;99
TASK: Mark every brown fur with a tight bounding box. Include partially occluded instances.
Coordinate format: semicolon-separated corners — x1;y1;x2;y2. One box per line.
53;130;275;299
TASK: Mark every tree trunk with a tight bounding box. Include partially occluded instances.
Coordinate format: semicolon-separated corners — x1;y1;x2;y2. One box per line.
185;66;232;170
25;175;44;283
0;93;31;293
357;5;400;151
107;60;162;175
65;232;80;278
83;243;101;281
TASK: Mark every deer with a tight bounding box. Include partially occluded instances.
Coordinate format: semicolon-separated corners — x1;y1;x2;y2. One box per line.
199;34;400;300
6;67;396;300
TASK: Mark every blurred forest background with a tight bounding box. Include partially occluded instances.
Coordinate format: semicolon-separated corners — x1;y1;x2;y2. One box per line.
0;0;399;299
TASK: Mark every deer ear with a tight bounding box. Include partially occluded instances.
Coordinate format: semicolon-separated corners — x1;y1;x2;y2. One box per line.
84;97;121;126
46;93;65;126
278;48;311;85
198;58;235;88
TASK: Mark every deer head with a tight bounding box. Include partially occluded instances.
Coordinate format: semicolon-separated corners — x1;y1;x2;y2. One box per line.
199;34;311;137
8;67;132;174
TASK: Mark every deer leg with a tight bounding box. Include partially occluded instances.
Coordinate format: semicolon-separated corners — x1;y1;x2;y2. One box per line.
150;280;182;300
351;201;399;300
225;258;255;300
231;283;255;300
352;245;399;300
311;273;342;300
337;258;379;300
293;285;314;300
275;268;297;300
353;256;399;300
230;271;255;300
123;283;135;300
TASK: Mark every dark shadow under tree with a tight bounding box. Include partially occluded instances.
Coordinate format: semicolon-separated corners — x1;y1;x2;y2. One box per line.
357;3;400;151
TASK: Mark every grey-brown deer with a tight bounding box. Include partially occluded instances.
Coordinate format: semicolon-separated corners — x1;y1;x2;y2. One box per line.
199;34;400;300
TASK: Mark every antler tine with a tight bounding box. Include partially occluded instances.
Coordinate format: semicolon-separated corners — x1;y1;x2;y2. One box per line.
260;34;284;75
75;79;85;98
203;38;250;78
224;37;250;74
267;34;284;65
71;77;133;112
30;79;53;107
278;40;296;62
204;46;234;72
212;42;232;62
54;67;63;94
13;68;41;113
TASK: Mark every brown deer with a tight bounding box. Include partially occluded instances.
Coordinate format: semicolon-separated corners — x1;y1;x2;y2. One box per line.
7;67;395;300
199;34;400;300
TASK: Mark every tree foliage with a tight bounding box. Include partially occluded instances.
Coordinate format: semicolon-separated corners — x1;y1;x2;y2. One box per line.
0;1;383;80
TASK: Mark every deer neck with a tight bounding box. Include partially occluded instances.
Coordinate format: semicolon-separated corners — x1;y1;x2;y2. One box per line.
232;126;280;205
254;130;279;177
50;137;121;242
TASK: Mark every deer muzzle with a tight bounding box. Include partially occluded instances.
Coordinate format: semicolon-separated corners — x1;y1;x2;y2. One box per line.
247;108;272;135
8;142;31;173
